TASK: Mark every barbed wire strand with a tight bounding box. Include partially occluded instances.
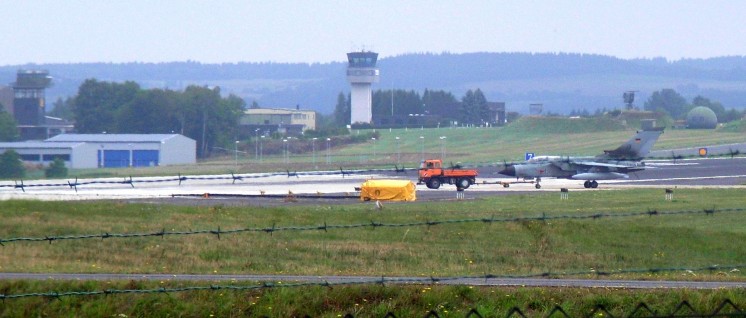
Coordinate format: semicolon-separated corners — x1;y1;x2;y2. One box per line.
1;265;745;301
0;166;420;192
1;207;742;245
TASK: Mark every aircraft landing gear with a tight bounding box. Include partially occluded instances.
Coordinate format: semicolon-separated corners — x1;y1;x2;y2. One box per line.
583;180;599;188
535;178;542;189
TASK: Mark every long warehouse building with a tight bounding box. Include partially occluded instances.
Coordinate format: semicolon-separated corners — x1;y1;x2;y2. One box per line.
0;134;196;169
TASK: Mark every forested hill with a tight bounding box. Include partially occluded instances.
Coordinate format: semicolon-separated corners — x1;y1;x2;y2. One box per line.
2;52;746;115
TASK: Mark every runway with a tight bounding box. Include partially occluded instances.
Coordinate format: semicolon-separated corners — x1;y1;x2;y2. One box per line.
0;157;743;204
470;157;746;188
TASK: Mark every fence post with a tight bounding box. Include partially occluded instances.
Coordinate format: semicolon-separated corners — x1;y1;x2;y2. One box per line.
665;188;673;201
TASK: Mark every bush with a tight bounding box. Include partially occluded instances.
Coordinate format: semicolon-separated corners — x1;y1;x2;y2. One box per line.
45;157;68;178
0;150;25;179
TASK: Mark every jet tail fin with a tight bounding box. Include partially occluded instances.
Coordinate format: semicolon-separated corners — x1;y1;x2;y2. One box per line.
598;127;664;160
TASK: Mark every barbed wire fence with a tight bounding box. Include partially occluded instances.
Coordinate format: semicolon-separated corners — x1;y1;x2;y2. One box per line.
1;175;745;311
1;207;743;245
1;207;745;311
0;159;605;193
1;156;740;193
0;166;419;192
1;265;745;302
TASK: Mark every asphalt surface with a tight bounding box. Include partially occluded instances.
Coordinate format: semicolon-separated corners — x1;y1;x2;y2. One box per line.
4;273;746;289
126;157;746;206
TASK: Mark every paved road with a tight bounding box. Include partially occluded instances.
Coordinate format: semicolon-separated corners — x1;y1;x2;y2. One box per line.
2;273;745;289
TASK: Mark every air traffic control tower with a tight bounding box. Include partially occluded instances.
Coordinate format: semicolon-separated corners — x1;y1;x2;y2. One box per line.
346;51;379;124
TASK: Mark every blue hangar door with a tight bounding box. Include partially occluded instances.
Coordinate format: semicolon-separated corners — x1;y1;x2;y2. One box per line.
99;150;129;168
133;150;159;167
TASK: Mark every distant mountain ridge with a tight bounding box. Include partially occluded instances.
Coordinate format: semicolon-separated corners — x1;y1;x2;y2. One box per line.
2;52;746;115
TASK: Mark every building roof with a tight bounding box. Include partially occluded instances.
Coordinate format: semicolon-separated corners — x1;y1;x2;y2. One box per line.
45;134;185;143
244;108;315;115
44;116;74;127
0;141;86;149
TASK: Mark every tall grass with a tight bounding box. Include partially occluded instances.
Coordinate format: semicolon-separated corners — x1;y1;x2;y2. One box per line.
1;281;744;317
1;189;744;278
1;189;746;316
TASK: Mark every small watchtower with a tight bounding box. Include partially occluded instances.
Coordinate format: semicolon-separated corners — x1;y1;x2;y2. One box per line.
13;70;52;126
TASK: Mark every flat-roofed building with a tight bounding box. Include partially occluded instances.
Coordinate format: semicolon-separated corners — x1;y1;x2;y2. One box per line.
45;134;196;168
0;133;197;169
0;141;97;169
240;107;316;136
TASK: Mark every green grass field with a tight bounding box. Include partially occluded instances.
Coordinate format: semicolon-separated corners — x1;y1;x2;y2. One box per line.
1;188;746;316
2;189;745;277
38;118;746;179
1;282;744;317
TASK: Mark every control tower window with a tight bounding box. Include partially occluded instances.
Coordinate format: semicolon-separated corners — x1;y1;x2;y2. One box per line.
347;52;378;68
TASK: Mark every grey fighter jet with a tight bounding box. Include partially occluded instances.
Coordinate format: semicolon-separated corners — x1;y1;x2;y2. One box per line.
498;127;664;188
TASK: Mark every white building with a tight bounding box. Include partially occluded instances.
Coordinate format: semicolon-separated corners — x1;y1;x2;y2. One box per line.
0;141;97;169
0;134;196;169
346;51;380;125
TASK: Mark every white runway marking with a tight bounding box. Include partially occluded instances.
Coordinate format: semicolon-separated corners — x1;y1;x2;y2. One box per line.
0;173;391;201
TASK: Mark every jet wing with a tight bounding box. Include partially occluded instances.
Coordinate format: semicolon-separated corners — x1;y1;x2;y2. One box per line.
571;160;636;169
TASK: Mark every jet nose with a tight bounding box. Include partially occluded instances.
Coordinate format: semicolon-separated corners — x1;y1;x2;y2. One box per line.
499;165;516;176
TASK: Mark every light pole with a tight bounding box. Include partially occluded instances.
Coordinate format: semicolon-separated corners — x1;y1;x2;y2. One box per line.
259;135;264;163
439;136;446;160
371;137;376;160
283;139;288;164
395;136;400;165
235;140;239;166
312;137;317;165
326;137;331;164
254;129;260;160
419;136;424;162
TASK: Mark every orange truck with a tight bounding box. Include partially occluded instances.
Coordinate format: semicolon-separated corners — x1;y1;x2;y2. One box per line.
418;159;478;189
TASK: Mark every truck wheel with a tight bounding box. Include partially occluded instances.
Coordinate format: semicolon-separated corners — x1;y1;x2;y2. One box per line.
427;178;441;189
457;178;470;189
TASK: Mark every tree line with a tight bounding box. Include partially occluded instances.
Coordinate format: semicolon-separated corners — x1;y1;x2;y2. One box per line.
51;79;245;158
643;89;744;123
569;89;746;124
332;88;494;126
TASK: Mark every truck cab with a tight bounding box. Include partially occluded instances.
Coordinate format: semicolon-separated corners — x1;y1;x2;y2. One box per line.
419;159;443;178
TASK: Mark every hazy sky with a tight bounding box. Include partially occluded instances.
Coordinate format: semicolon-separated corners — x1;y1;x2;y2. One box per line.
2;0;745;66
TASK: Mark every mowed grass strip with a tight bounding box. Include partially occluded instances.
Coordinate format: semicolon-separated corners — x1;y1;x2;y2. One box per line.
0;189;745;279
